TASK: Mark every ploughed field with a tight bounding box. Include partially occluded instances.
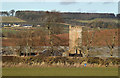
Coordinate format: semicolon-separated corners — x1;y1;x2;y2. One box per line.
2;28;119;46
2;67;118;76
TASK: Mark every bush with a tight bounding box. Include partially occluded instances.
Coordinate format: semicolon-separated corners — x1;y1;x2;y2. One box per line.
105;58;120;65
2;56;21;63
87;57;104;65
2;56;120;67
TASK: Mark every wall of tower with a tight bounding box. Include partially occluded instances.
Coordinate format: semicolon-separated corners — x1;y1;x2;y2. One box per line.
69;26;83;54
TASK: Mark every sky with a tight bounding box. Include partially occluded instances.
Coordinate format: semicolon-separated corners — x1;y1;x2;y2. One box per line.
1;2;118;14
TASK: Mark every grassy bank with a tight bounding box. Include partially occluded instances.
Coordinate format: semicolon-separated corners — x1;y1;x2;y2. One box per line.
2;67;118;76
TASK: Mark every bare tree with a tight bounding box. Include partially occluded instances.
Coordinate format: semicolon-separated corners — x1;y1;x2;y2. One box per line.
15;28;47;56
105;31;117;57
42;10;65;56
14;11;65;56
9;9;15;16
76;28;100;57
0;11;9;16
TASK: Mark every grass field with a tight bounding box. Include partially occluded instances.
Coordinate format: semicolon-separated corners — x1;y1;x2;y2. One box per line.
75;18;118;23
1;16;26;23
2;67;118;76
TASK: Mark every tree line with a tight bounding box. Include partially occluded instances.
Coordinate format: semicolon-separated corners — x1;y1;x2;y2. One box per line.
0;9;15;16
15;10;119;29
15;10;117;21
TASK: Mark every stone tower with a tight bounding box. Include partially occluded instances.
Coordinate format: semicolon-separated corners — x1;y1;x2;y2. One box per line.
69;25;83;54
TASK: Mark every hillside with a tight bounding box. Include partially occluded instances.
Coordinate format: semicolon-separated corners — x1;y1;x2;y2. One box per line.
16;11;116;21
15;11;118;28
1;16;26;23
74;18;118;23
71;18;118;28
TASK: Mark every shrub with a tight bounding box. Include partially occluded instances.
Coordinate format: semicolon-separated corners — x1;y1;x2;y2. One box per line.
87;57;104;65
105;58;120;65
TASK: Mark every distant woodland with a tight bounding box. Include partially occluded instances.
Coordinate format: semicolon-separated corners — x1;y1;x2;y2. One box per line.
15;11;117;20
1;10;119;28
15;11;119;28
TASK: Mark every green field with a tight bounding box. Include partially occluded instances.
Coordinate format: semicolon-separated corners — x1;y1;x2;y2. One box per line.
1;16;26;23
2;67;118;76
74;18;118;23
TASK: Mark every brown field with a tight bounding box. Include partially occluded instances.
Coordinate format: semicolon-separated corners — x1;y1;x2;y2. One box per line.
2;28;119;46
82;28;119;46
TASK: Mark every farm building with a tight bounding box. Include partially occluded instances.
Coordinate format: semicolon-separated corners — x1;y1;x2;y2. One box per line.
1;16;26;27
69;25;83;54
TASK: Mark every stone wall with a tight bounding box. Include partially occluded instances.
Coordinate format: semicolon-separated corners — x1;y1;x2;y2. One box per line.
69;26;83;54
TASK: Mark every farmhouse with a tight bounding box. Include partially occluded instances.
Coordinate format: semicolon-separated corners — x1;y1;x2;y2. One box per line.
2;23;11;27
1;16;26;27
22;25;33;27
12;23;21;27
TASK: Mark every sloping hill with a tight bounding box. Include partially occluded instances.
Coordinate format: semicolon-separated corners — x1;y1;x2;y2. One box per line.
1;16;26;23
74;18;118;23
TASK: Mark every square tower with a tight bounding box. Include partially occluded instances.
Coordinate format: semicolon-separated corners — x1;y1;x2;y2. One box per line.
69;25;83;54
